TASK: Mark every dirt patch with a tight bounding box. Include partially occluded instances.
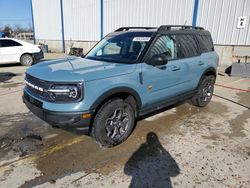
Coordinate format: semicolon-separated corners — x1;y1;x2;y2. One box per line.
0;72;22;83
0;82;23;88
0;112;63;161
226;110;250;138
19;104;196;187
0;113;46;159
202;132;221;140
202;100;229;116
0;134;43;158
4;99;244;187
21;102;231;187
236;88;250;109
1;95;249;187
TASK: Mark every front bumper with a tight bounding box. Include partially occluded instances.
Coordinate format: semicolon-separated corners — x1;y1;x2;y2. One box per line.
23;92;92;133
32;50;44;60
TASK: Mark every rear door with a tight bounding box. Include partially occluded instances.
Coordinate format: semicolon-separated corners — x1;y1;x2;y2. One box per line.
177;34;202;89
0;39;23;63
196;34;218;77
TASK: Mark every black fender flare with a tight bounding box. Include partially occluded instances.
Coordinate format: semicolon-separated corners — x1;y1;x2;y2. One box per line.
90;87;142;110
196;67;217;89
201;67;217;78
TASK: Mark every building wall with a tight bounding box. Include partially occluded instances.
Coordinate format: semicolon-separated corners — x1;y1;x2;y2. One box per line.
32;0;250;66
32;0;250;45
197;0;250;45
32;0;62;40
103;0;194;35
62;0;100;41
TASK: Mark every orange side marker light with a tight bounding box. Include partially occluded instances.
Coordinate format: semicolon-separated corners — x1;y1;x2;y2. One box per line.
82;113;91;119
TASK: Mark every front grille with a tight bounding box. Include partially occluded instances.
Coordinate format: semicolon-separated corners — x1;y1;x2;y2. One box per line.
25;74;52;101
24;91;43;108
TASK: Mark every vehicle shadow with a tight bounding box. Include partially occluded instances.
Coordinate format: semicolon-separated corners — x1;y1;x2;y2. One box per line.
124;132;180;188
0;63;20;68
0;59;45;68
138;100;187;121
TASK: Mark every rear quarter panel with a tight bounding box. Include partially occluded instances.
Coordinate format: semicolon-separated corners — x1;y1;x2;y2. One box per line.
16;44;40;62
192;51;219;89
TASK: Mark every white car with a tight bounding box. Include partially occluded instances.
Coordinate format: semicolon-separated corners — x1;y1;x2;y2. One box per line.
0;38;44;66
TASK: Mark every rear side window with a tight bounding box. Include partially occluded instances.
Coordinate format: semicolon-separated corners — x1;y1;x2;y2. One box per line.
196;35;214;52
178;35;200;58
0;39;22;47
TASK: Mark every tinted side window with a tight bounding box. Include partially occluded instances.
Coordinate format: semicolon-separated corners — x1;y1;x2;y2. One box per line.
0;39;22;47
197;35;214;52
178;35;199;58
149;35;177;60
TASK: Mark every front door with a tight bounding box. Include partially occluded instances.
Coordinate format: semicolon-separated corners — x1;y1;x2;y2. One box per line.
141;34;191;107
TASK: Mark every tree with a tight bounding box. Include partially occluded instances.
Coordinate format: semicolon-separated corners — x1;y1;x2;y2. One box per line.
13;24;25;34
3;26;13;37
27;23;33;32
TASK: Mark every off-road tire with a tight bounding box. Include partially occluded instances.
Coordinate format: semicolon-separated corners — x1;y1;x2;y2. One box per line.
20;54;34;66
91;98;135;147
191;75;215;107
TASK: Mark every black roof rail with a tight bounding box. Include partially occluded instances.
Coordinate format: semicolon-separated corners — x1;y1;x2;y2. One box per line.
158;25;204;31
115;27;157;32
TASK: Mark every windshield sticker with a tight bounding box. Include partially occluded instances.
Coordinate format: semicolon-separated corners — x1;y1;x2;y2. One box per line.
133;37;151;42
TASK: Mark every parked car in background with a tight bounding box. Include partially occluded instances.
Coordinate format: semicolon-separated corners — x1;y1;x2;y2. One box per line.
0;38;44;66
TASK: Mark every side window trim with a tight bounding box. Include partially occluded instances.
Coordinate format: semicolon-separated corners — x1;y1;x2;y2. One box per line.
142;34;162;62
193;34;202;56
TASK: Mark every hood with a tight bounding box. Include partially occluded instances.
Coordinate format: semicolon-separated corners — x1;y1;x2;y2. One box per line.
26;57;137;82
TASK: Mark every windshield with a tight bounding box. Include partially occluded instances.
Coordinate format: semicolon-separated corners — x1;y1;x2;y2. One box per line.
86;32;153;63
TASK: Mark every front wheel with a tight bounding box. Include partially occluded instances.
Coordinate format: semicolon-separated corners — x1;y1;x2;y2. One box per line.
191;75;215;107
91;98;135;147
20;54;34;66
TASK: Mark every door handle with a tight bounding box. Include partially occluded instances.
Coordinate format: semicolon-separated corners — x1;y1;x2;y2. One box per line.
171;66;181;71
155;65;166;70
198;61;204;66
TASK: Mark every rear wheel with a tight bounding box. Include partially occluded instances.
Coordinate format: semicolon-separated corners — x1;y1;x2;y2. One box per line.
20;54;34;66
191;75;215;107
91;98;135;147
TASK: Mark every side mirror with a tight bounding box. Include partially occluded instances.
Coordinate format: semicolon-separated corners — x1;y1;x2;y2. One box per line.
148;54;168;66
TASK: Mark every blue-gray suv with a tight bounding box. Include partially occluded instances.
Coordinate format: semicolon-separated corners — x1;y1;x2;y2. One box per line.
23;25;219;147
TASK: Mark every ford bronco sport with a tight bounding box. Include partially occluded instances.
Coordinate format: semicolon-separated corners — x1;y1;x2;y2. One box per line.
23;25;219;147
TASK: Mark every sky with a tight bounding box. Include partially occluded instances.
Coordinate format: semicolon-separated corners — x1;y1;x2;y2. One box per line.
0;0;32;29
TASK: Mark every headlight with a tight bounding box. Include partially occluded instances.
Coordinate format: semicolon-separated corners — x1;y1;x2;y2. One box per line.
47;83;82;102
